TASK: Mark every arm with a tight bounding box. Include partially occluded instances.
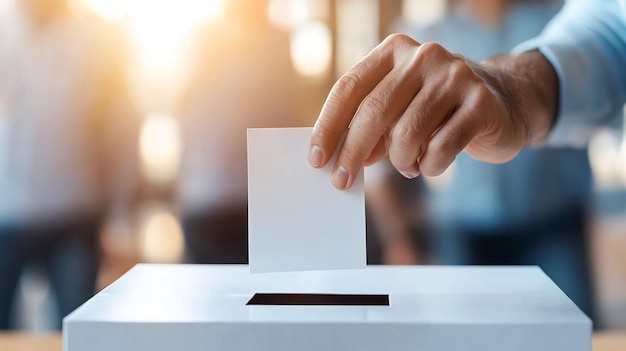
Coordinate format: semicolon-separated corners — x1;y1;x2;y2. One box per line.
513;0;626;146
308;34;558;190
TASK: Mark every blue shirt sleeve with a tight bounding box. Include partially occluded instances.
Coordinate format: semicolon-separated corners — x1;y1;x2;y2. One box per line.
513;0;626;146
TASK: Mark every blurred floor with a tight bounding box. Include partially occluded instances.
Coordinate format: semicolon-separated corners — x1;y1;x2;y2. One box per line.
13;268;57;331
13;217;141;330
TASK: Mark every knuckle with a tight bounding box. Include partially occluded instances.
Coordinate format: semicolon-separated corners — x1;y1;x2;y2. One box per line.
406;49;425;73
361;94;388;124
313;120;334;140
406;42;449;72
382;34;420;65
321;73;360;120
464;85;496;126
331;71;360;101
427;138;456;162
393;122;417;148
472;84;493;105
449;60;473;82
419;152;449;177
418;41;448;60
319;99;340;122
447;125;472;151
338;144;362;166
384;33;417;48
410;102;433;130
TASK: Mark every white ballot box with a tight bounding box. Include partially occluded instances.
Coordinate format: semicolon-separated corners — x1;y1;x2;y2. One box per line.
63;265;590;351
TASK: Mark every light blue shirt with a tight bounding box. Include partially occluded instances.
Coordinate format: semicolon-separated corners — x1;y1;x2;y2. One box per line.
514;0;626;146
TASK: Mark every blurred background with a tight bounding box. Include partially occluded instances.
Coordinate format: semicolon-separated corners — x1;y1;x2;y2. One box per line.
0;0;624;332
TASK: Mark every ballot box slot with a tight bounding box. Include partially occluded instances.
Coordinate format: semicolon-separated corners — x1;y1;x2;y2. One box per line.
246;293;389;306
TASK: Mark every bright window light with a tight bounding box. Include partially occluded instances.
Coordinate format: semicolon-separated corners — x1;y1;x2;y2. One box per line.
139;206;184;263
268;0;310;30
80;0;224;22
589;128;622;189
290;21;332;76
126;0;220;112
80;0;128;21
128;0;192;70
179;0;227;23
139;114;182;185
402;0;446;27
335;0;379;77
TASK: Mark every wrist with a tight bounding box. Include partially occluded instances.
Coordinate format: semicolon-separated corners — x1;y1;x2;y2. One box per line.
481;50;559;146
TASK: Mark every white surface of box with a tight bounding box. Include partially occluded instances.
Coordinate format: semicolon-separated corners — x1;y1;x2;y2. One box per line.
63;264;591;351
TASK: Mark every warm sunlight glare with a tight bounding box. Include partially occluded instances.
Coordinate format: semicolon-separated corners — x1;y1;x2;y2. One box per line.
290;21;332;76
0;0;9;13
139;114;182;185
402;0;447;27
128;0;226;56
82;0;224;23
268;0;310;30
128;0;191;72
126;0;225;112
589;129;622;189
80;0;128;21
186;0;227;23
139;206;184;263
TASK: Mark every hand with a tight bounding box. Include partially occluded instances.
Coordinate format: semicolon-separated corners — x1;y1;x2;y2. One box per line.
308;34;557;190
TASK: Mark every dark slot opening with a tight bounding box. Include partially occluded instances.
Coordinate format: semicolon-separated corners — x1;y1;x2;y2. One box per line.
246;293;389;306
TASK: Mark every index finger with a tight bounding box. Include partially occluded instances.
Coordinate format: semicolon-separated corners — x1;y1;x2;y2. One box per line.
308;45;393;169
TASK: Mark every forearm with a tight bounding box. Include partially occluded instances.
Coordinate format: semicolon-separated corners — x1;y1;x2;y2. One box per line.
511;0;626;146
480;50;559;146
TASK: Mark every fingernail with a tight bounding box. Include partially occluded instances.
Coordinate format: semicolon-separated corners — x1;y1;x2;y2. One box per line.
332;166;350;190
309;145;323;168
401;171;418;179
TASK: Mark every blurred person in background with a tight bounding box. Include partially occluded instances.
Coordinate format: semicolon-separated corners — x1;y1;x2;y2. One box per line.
365;160;428;265
0;0;138;329
385;0;595;318
176;0;302;264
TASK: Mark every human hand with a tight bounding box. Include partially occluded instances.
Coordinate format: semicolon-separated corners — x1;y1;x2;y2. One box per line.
308;34;556;190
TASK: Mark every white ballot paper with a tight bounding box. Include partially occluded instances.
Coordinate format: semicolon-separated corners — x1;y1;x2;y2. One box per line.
247;127;366;273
